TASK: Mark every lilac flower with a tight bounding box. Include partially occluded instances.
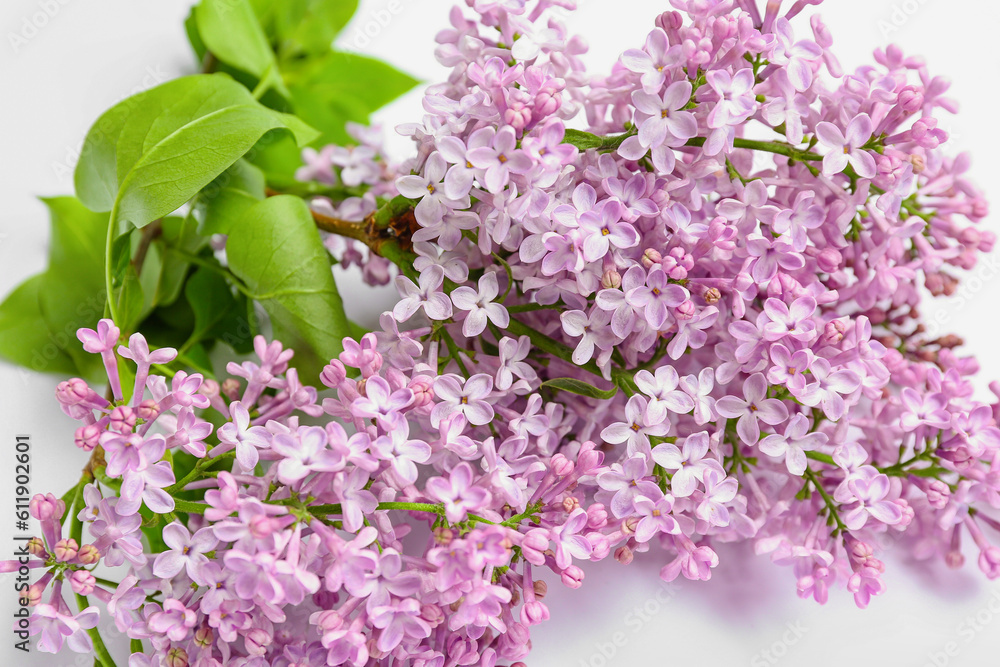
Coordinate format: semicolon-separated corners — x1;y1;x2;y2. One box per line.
371;415;432;483
681;368;716;425
621;81;697;158
118;460;175;515
393;265;454;323
451;271;510;337
761;296;817;342
602;395;670;456
216;401;270;471
634;365;695;422
549;508;592;568
270;425;346;484
153;522;218;583
117;333;177;402
899;387;952;432
147;599;197;642
561;309;614;366
695;468;739;527
798;359;861;421
467;125;533;192
835;472;904;530
759;414;828;475
706;68;756;128
628;267;687;329
426;462;492;523
431;374;495;427
815;113;877;178
578;200;639;262
632;492;680;542
651;432;722;497
352;376;414;428
396;152;471;225
715;373;789;444
29;603;99;653
621;28;676;92
596;454;660;518
370;598;432;652
496;335;537;390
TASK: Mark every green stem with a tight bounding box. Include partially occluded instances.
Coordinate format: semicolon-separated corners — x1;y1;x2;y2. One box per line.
804;466;847;536
103;205;121;323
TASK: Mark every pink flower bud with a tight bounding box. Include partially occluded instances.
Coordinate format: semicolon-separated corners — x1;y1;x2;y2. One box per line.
408;376;435;409
561;496;580;513
821;320;847;346
136;399;159;421
76;544;100;565
533;580;548;598
27;537;47;558
421;603;445;627
816;248;842;273
53;538;78;562
551;453;574;477
520;600;550;626
704;287;721;305
561;565;584;588
109;405;137;433
586;503;608;530
29;493;64;522
520;528;549;566
601;269;622;289
166;648;190;667
74;424;101;451
674;300;695;320
641;248;663;268
26;584;44;606
68;570;95;596
194;625;213;648
221;378;241;400
244;628;271;656
615;546;634;565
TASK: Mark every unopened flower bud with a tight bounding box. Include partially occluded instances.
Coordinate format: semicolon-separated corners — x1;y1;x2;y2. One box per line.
816;248;842;273
136;399;159;420
319;360;348;389
821;320;847;346
408;376;435;409
75;544;100;565
421;603;445;627
29;493;65;522
53;538;78;562
221;378;241;400
641;248;663;268
674;300;695;320
434;526;455;546
26;584;44;606
703;287;721;305
74;424;101;451
601;269;622;290
194;625;213;648
68;570;95;596
586;503;608;529
533;580;548;599
551;453;574;477
109;405;137;433
615;546;634;565
562;496;580;513
561;565;585;588
165;647;189;667
27;537;46;558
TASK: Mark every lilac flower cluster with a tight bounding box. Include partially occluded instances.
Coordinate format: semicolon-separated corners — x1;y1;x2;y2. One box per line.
12;0;1000;665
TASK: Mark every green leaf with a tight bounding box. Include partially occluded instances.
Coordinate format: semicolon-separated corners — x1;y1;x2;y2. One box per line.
226;195;348;383
198;159;266;235
154;215;206;307
541;377;619;400
273;0;359;57
73;74;317;227
284;51;418;145
0;275;78;376
183;267;244;350
38;197;109;378
195;0;287;97
116;266;146;333
183;7;208;63
110;229;133;287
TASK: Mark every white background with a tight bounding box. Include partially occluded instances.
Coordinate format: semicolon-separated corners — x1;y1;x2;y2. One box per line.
2;1;1000;665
